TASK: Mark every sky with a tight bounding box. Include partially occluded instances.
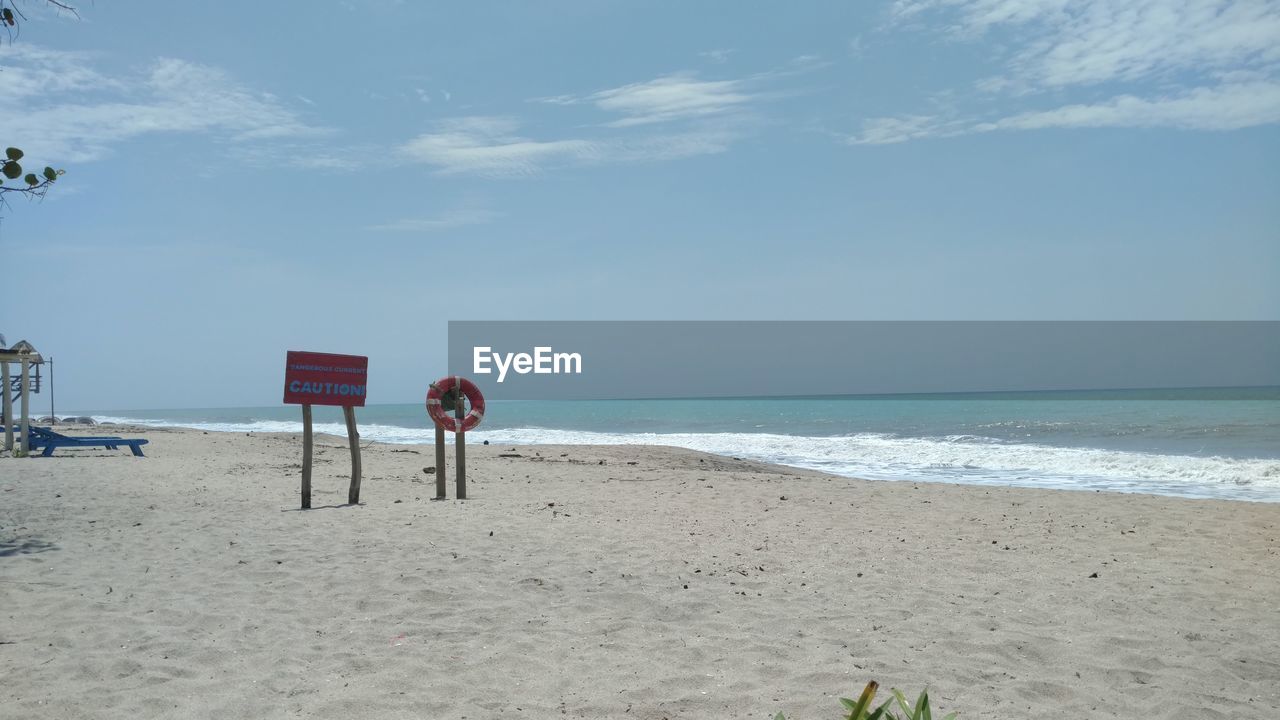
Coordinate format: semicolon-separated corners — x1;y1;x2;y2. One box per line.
1;0;1277;410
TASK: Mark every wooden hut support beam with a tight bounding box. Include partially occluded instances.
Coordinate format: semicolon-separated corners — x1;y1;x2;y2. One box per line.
2;361;12;453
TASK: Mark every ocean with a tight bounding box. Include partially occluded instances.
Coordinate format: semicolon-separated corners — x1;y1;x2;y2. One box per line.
86;387;1280;502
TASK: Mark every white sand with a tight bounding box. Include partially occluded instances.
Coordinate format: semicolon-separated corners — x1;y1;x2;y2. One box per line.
2;426;1278;719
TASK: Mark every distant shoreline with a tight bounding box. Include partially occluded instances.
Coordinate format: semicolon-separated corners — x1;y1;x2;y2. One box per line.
68;421;1280;504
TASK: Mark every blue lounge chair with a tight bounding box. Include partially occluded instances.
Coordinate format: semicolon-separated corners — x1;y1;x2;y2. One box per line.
24;426;149;457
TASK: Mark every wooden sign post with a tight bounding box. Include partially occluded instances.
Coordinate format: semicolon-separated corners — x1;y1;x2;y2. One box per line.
284;351;369;509
301;403;313;508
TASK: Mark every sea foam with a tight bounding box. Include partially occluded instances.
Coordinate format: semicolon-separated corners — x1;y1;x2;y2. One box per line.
92;415;1280;502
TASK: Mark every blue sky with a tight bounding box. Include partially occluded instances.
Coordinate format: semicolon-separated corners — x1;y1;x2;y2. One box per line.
2;0;1277;409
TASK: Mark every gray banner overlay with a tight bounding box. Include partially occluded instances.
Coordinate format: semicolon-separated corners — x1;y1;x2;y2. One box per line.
447;321;1280;401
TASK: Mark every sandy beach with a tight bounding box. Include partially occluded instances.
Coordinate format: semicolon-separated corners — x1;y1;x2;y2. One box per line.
2;425;1278;719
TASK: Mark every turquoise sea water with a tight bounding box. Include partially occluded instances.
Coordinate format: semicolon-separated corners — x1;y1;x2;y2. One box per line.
87;387;1280;502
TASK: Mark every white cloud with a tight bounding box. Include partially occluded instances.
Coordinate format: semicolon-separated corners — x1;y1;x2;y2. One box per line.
0;45;116;101
978;80;1280;131
528;94;581;106
863;0;1280;143
400;116;735;177
503;61;817;169
589;72;757;127
892;0;1072;33
401;117;601;176
537;59;820;128
895;0;1280;88
850;80;1280;143
0;47;325;163
407;60;817;176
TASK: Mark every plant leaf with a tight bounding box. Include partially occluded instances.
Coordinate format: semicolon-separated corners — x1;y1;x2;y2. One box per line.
43;167;58;182
891;689;913;717
5;147;22;161
847;681;879;720
2;161;21;180
917;689;930;720
24;173;40;186
774;713;786;720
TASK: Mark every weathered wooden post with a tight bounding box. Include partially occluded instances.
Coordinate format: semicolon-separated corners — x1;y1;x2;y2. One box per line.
434;425;446;500
2;359;12;453
283;351;369;509
1;342;44;457
454;385;467;500
19;357;30;455
301;403;313;509
344;405;362;505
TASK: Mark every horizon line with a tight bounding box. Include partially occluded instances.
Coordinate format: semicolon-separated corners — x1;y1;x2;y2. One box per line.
72;384;1280;413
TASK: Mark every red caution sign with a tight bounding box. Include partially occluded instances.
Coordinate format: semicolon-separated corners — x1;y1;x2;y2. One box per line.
284;351;368;407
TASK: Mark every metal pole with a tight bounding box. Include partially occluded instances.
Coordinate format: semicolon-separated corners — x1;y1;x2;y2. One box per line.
48;357;54;424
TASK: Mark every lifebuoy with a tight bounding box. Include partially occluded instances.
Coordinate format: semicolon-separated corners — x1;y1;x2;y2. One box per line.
426;376;485;433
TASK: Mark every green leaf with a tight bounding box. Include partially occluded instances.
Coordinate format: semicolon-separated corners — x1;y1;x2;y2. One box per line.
24;173;40;186
891;689;913;717
917;690;930;720
866;700;894;720
840;698;857;712
2;161;21;180
5;147;23;161
774;713;786;720
2;8;13;25
43;167;58;182
847;682;879;720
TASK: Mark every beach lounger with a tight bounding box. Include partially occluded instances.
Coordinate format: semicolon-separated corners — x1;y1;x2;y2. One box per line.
24;426;149;457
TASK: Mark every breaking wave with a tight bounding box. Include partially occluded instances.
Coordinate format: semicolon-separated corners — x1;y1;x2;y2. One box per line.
92;415;1280;502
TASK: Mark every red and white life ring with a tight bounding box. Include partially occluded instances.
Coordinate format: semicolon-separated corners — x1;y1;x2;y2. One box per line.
426;376;485;433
